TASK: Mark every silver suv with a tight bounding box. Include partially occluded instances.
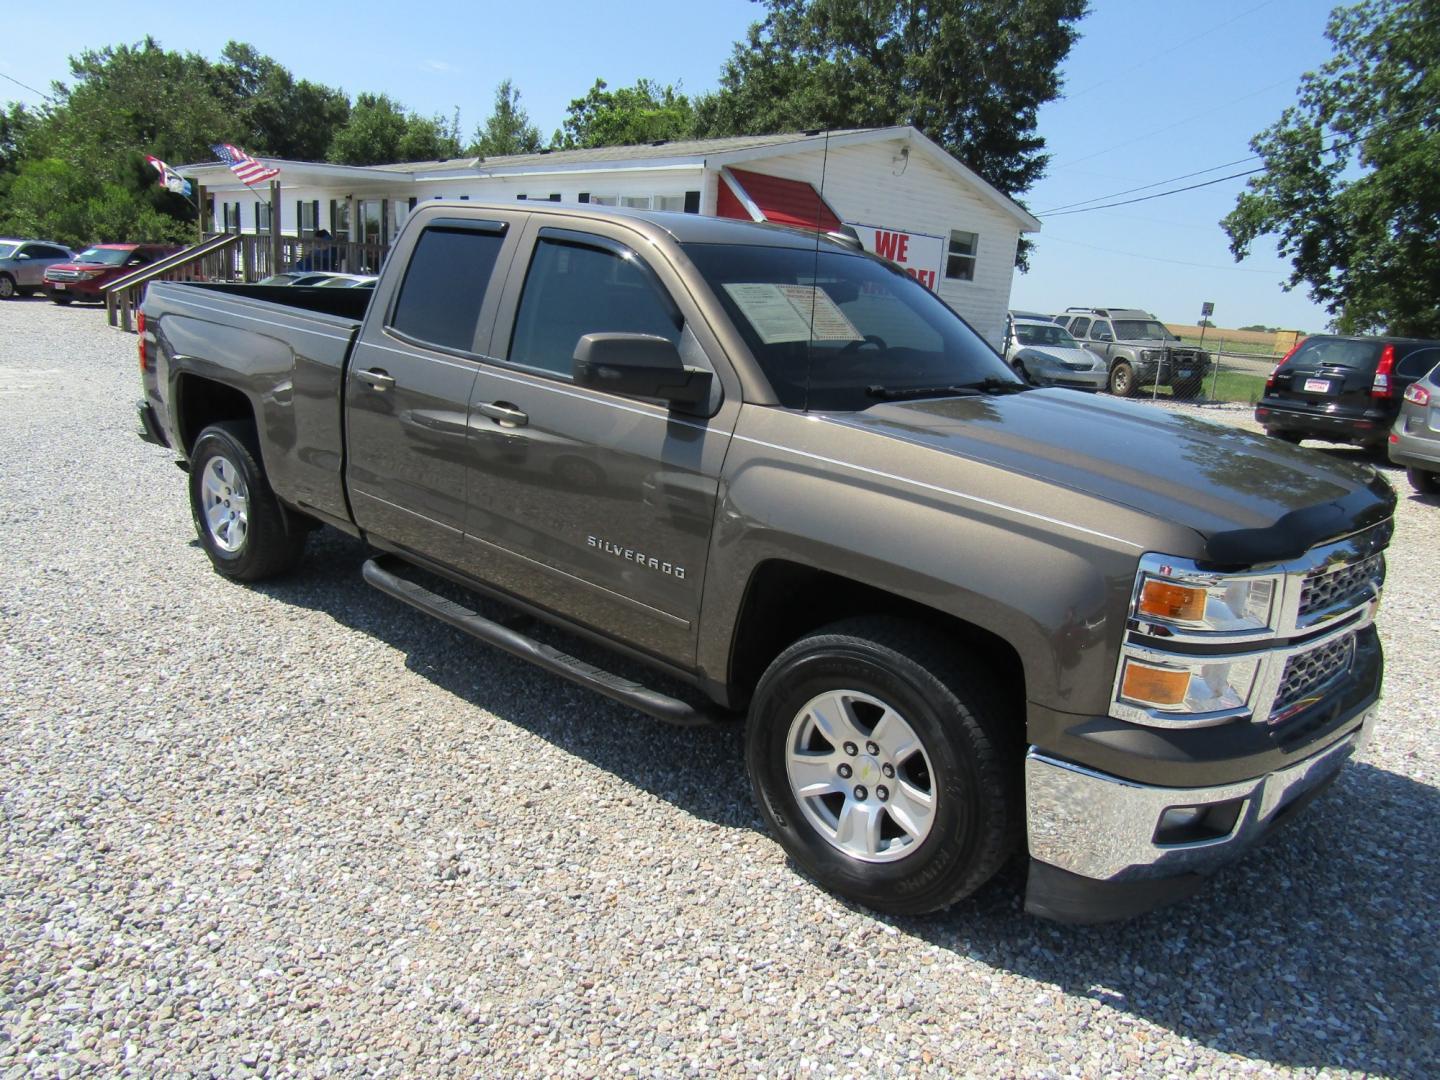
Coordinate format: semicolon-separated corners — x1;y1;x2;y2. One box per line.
0;239;75;300
1053;307;1211;398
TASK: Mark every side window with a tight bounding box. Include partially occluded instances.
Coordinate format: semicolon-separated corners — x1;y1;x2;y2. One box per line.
1091;320;1113;340
1396;346;1440;379
389;227;506;353
945;230;978;281
1069;317;1091;338
508;237;682;378
38;246;67;259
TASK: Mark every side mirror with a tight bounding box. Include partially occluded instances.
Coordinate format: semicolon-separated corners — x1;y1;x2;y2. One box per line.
573;333;712;408
16;253;31;261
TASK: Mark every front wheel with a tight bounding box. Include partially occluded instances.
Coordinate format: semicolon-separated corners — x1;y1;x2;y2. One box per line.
49;293;73;305
188;421;305;581
1108;361;1137;397
1408;467;1440;495
0;275;15;300
746;618;1018;915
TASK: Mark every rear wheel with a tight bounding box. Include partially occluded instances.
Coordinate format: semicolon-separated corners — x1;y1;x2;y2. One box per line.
1269;430;1303;444
188;421;306;581
1109;361;1137;397
746;618;1018;915
1407;467;1440;495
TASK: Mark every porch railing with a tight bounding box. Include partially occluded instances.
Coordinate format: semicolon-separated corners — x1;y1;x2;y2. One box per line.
103;233;391;331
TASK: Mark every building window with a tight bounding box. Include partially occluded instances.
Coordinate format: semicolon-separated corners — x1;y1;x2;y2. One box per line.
945;230;978;281
653;195;686;212
589;195;618;206
620;195;652;209
298;200;318;237
256;202;273;233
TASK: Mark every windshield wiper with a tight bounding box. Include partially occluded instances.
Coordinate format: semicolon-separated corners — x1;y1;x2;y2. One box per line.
865;378;1029;402
865;384;982;401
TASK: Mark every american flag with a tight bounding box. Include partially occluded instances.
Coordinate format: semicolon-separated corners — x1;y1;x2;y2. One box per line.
210;143;280;185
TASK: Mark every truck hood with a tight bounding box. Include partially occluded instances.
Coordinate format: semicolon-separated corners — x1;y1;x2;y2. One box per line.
845;390;1395;564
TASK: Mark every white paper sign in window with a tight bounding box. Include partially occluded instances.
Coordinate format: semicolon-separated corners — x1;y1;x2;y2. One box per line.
722;283;863;345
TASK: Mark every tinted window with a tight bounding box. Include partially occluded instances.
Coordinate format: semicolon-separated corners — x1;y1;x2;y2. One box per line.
508;238;682;377
1396;346;1440;378
1282;337;1382;371
1069;317;1091;338
35;246;69;259
683;242;1015;411
1090;320;1113;340
390;227;505;352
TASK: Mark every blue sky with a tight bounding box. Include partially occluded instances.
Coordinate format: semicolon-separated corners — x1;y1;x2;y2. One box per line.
3;0;1342;331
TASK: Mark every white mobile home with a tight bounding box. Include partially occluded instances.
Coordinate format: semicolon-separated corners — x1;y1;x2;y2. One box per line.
180;127;1039;348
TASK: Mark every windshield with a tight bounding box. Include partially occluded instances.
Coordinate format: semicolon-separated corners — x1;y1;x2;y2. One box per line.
0;244;17;260
1112;319;1176;341
682;243;1016;410
1015;323;1078;348
74;247;130;266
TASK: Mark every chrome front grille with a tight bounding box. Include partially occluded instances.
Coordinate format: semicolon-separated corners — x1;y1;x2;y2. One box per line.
1270;633;1356;724
1298;554;1384;625
45;269;82;281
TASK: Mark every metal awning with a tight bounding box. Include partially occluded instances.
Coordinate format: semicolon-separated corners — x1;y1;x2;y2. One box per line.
716;167;844;232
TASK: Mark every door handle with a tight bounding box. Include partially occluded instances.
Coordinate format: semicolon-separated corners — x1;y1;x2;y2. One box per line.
356;368;395;391
476;401;529;428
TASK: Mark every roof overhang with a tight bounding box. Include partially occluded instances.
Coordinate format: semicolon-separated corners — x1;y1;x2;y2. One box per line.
174;158;414;193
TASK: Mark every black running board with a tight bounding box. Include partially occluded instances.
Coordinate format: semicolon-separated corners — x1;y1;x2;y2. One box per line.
362;555;721;727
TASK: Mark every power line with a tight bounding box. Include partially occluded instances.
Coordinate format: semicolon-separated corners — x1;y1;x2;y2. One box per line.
1039;233;1288;275
0;68;51;102
1038;154;1262;214
1040;167;1267;216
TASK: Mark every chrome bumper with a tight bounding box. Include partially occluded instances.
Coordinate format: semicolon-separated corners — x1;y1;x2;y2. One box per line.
1025;709;1374;883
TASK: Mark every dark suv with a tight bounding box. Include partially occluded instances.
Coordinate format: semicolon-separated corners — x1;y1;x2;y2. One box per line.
1255;334;1440;451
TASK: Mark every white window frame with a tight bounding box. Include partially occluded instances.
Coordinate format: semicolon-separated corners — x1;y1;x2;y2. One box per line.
945;229;979;282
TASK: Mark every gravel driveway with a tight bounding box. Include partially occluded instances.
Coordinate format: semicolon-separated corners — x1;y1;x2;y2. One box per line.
2;297;1436;1079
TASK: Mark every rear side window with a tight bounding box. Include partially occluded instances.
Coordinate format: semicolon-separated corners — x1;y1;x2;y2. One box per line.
1396;345;1440;378
390;227;506;353
507;237;681;377
1282;337;1382;370
1069;317;1091;338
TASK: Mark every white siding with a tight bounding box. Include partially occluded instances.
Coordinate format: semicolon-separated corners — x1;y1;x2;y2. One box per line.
414;167;705;212
710;139;1022;348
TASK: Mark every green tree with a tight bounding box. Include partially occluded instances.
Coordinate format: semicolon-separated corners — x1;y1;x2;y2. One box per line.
1223;0;1440;337
328;92;461;165
217;42;350;161
694;0;1087;199
0;157;189;248
558;79;696;149
469;79;541;157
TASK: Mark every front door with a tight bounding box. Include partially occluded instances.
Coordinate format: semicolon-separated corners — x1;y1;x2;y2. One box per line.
459;219;739;663
345;212;524;564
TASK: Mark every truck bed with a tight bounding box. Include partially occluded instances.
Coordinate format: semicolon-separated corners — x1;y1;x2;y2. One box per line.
143;280;367;527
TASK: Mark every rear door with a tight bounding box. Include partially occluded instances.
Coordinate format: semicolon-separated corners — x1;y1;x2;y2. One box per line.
345;211;526;564
1269;336;1381;413
457;215;742;664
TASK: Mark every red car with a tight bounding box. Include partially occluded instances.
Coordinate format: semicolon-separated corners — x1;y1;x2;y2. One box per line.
44;243;179;304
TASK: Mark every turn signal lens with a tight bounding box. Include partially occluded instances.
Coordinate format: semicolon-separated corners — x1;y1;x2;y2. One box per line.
1121;662;1192;707
1138;579;1207;622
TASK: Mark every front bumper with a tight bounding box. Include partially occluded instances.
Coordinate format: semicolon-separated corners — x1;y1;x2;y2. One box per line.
1023;708;1374;923
1039;368;1108;391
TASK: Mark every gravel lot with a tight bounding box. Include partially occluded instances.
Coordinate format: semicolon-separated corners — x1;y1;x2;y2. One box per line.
2;296;1437;1079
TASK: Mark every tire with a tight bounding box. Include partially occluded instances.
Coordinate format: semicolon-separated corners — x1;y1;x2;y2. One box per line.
1108;361;1137;397
1407;467;1440;495
188;421;306;581
0;274;15;300
49;294;73;306
1269;430;1303;444
1013;361;1032;386
746;617;1019;916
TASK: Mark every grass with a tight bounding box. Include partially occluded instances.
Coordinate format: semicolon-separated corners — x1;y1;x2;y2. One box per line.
1174;334;1283;359
1137;369;1268;405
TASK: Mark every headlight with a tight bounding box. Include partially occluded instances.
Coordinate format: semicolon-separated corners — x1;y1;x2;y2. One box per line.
1140;349;1155;362
1133;566;1279;636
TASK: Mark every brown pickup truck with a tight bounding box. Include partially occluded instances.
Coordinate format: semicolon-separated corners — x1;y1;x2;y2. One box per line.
138;203;1394;922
